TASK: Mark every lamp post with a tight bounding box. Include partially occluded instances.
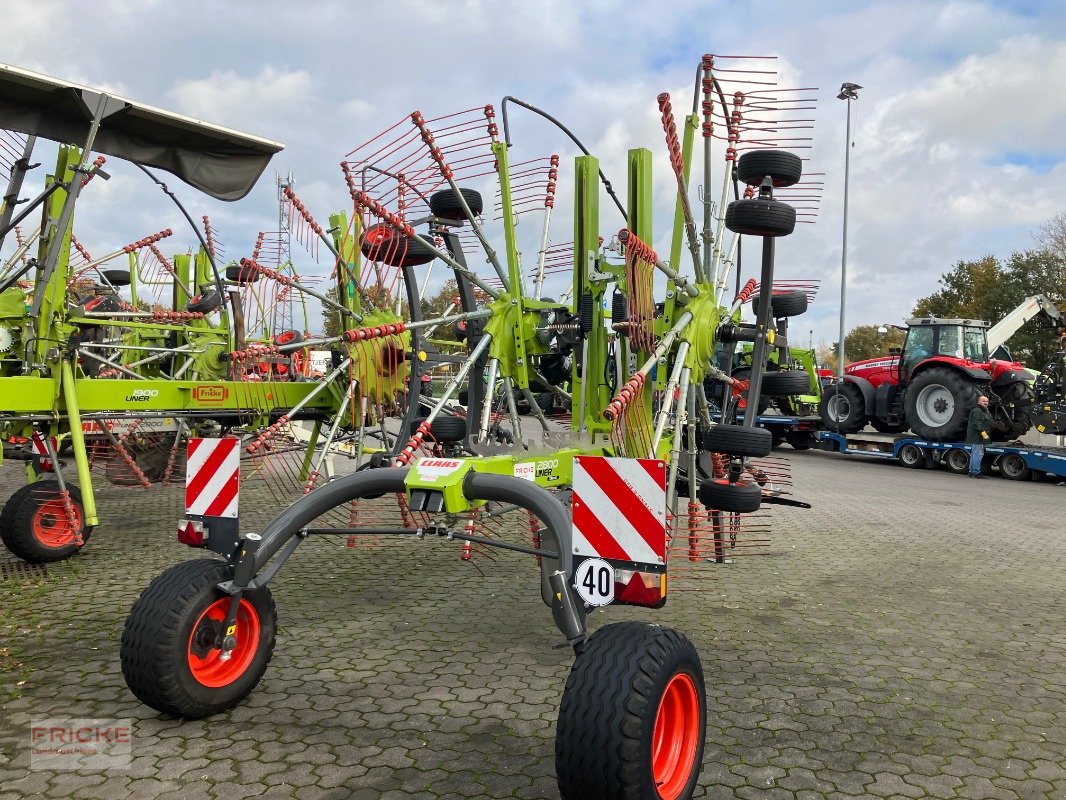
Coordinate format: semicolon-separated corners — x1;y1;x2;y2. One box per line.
836;82;861;379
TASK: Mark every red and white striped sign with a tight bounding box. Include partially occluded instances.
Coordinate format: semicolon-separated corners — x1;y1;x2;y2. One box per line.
185;437;239;518
31;432;57;470
572;456;666;565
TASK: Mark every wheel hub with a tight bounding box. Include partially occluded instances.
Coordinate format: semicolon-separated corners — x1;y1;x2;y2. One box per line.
827;394;850;421
916;384;954;426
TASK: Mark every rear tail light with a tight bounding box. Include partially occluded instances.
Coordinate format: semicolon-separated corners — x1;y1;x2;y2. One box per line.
177;519;207;547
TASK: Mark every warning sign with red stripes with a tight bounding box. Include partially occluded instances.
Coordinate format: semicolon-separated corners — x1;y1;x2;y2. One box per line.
571;456;667;568
185;437;240;518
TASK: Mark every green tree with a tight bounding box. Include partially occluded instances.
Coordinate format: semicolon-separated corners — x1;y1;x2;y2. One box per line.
420;278;460;342
843;324;906;363
322;285;343;339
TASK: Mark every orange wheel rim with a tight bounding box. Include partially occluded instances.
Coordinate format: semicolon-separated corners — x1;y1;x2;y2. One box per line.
187;598;260;687
32;499;82;549
652;672;701;799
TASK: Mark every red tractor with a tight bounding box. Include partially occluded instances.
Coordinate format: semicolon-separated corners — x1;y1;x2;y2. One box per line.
819;317;1036;442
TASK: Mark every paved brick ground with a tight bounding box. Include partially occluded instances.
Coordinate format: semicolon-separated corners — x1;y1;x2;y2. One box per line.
0;448;1063;799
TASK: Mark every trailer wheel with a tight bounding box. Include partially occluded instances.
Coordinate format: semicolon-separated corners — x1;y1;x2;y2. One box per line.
998;453;1031;481
760;370;811;396
556;622;706;800
898;443;925;469
818;382;867;434
360;223;436;267
752;290;808;318
0;482;91;563
702;424;772;457
943;448;970;474
724;198;796;237
736;149;803;188
698;479;761;513
785;431;815;450
122;559;275;718
429;187;484;221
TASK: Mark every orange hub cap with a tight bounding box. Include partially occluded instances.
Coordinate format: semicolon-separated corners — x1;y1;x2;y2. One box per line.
652;672;701;799
32;499;82;549
187;598;260;687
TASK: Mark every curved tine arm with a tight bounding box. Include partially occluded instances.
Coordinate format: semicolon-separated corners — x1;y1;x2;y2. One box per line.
253;468;411;570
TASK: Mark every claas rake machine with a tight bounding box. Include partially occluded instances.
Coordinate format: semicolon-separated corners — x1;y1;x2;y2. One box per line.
115;54;823;799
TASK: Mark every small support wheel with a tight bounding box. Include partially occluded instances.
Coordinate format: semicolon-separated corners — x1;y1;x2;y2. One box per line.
0;481;91;563
121;559;277;718
724;198;796;237
698;479;762;513
736;149;803;188
701;424;772;457
556;621;706;800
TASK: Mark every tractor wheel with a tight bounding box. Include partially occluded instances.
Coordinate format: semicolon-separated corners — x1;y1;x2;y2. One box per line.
736;149;803;188
556;622;706;800
998;453;1031;481
943;448;970;474
897;443;926;469
698;479;762;513
905;367;979;441
785;431;815;450
0;482;91;563
759;370;811;396
360;223;437;267
752;290;808;319
870;418;908;434
121;559;277;718
724;198;796;237
702;424;772;458
819;382;867;434
101;269;132;287
429;188;484;221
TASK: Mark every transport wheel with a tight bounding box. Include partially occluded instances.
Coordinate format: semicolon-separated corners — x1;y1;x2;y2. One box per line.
701;424;772;458
409;414;467;443
998;453;1031;481
429;187;484;220
225;263;261;283
101;269;132;286
187;289;222;314
724;198;796;237
904;367;979;442
759;370;811;396
943;448;970;474
698;479;761;513
818;382;867;434
736;149;803;188
121;559;277;718
785;431;815;450
556;621;706;800
870;418;908;434
0;482;91;563
360;223;437;267
752;290;808;318
897;443;925;469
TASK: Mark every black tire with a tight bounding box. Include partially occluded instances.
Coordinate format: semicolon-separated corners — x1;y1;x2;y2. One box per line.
0;482;91;563
732;369;769;414
759;370;811;396
698;479;762;513
897;443;926;469
785;431;815;450
770;430;785;449
360;223;437;267
429;414;467;442
556;622;706;800
274;330;304;346
752;290;808;319
429;188;484;221
101;269;132;287
943;448;970;474
998;453;1031;481
187;289;222;314
870;418;908;434
724;198;796;237
736;149;803;188
225;264;260;283
904;367;979;442
819;382;867;434
121;559;277;718
702;424;772;457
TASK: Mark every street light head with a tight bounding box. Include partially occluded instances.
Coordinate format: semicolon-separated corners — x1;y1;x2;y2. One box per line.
837;82;861;100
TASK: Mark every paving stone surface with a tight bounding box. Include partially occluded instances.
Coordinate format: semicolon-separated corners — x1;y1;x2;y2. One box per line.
0;447;1064;798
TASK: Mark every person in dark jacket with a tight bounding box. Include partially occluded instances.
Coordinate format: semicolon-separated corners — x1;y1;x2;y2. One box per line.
965;395;992;478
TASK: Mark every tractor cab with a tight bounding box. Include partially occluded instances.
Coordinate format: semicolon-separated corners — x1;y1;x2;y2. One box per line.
899;318;990;382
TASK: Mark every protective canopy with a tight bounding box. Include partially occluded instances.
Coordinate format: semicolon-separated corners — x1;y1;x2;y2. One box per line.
0;63;284;201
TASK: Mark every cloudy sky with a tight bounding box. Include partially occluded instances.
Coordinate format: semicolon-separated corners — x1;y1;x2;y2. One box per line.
3;0;1064;351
